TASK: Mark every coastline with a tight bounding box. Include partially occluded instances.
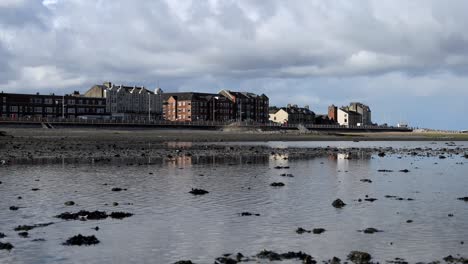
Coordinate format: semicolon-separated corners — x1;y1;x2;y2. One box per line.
1;128;467;162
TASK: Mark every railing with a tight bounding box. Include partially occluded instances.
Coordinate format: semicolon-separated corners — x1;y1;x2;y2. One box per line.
0;116;415;131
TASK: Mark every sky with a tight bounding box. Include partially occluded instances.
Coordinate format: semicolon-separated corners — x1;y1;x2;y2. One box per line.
1;0;468;129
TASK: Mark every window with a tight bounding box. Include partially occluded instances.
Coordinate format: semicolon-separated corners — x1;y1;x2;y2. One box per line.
10;106;18;112
44;98;53;104
68;108;75;113
46;107;54;113
2;97;6;103
35;107;42;113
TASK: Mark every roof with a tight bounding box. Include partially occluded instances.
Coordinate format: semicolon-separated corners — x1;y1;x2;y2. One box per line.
162;92;222;102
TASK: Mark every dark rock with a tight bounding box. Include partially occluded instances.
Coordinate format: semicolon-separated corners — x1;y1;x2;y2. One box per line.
448;214;454;217
256;250;282;261
378;169;393;172
280;173;294;177
347;251;372;264
406;220;413;223
9;206;19;211
0;242;14;250
31;188;40;191
360;179;372;183
112;202;119;206
173;261;194;264
0;233;5;239
18;232;28;238
439;155;447;159
56;210;107;221
312;228;326;234
330;257;341;264
63;234;100;246
94;226;99;231
111;187;123;192
189;188;209;195
378;152;386;157
215;256;237;264
364;198;377;202
296;227;311;234
31;238;46;242
332;199;346;208
399;169;410;173
443;255;468;263
14;222;53;231
239;212;260;216
270;182;285;187
362;228;382;234
457;197;468;202
64;201;75;206
109;212;133;219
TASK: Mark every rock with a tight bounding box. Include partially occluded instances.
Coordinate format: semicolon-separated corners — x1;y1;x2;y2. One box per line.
112;202;119;206
64;201;75;206
443;255;468;263
239;212;260;216
378;152;386;157
312;228;326;234
364;198;377;202
173;261;194;264
406;220;413;223
109;212;133;219
457;197;468;202
18;232;29;238
439;155;446;159
94;226;99;231
280;173;294;177
362;228;382;234
296;227;311;234
378;169;393;172
270;182;285;187
215;256;238;264
332;199;346;208
360;179;372;183
63;234;100;246
448;214;454;217
189;188;209;195
9;206;19;211
347;251;372;264
256;250;282;261
399;169;410;173
0;242;14;251
14;222;53;231
111;187;123;192
330;257;341;264
31;188;40;191
0;233;5;239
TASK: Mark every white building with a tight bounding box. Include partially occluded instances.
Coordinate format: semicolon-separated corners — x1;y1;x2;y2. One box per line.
337;108;362;127
84;82;163;120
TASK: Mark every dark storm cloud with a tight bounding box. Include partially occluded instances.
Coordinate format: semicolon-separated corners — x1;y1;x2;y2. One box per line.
1;0;468;129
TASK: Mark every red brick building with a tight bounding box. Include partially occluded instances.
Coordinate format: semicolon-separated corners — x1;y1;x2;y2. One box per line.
219;90;269;123
162;93;234;122
328;104;338;122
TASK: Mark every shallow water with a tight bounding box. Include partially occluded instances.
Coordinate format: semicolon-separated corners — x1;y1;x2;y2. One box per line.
1;143;468;263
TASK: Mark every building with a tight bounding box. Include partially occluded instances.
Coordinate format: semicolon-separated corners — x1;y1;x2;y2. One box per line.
328;104;338;122
269;105;315;125
219;90;269;123
0;91;106;118
84;82;163;120
162;92;234;122
337;108;362;127
348;102;372;125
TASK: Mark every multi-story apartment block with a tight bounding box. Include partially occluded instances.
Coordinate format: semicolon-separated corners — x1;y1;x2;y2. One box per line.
219;90;269;123
84;82;163;120
348;102;372;125
162;93;234;122
0;91;106;118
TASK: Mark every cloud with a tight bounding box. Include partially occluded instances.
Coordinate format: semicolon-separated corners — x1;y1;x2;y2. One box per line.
0;0;468;128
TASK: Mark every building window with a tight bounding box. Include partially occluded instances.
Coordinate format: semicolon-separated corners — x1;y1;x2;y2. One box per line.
35;107;42;113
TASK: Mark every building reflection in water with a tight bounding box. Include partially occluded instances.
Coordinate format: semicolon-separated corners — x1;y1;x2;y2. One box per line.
328;152;372;171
